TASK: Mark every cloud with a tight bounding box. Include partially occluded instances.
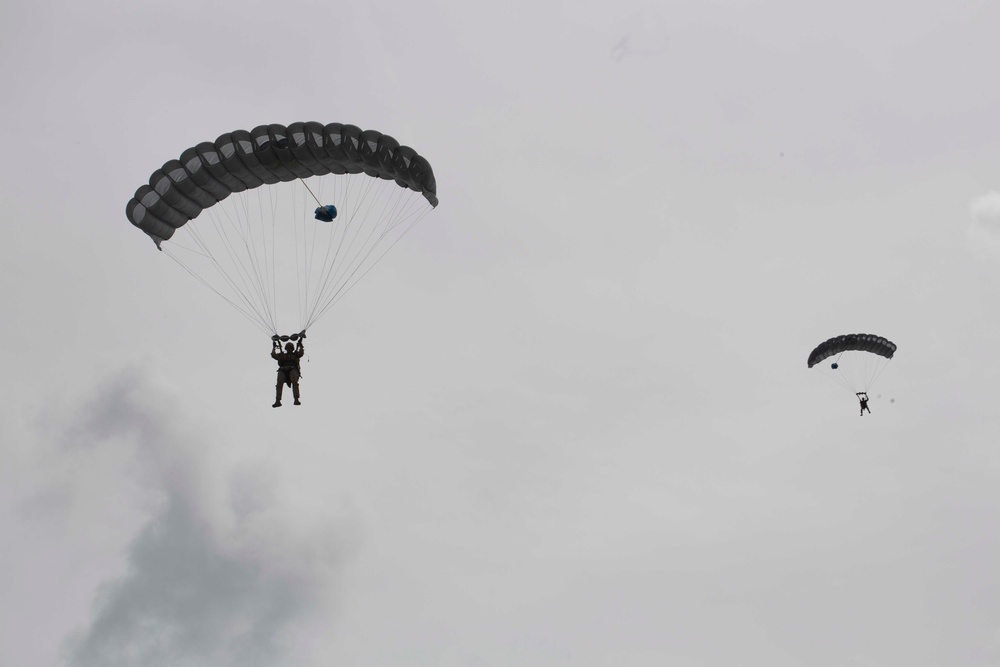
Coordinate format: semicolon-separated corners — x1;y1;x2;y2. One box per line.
58;370;357;667
965;191;1000;258
970;191;1000;232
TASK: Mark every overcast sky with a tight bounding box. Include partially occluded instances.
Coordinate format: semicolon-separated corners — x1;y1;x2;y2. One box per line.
3;1;1000;665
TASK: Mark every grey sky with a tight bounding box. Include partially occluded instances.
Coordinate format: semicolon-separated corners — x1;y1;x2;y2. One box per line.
3;1;1000;665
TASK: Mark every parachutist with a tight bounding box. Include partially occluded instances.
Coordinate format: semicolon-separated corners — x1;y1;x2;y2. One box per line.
808;334;896;415
271;335;305;407
127;123;439;408
856;392;870;416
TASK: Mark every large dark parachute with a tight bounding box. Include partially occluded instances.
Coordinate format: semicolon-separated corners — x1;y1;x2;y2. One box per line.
807;334;897;368
125;122;438;336
808;333;896;398
127;122;437;246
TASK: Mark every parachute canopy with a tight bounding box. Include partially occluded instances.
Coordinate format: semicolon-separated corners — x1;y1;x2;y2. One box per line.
127;122;437;246
125;122;438;336
807;334;897;368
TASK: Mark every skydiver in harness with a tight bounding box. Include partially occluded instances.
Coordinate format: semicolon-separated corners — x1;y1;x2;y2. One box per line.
856;392;870;416
272;332;306;408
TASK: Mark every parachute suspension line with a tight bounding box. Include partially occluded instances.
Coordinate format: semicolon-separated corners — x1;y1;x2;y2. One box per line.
244;184;274;332
317;176;388;302
206;194;278;333
311;199;430;326
307;184;432;329
255;185;280;333
295;179;310;325
300;177;321;327
298;174;336;330
300;178;324;207
826;360;856;394
864;354;890;393
209;188;281;334
830;352;854;393
308;172;347;320
290;180;306;329
305;175;392;328
162;247;273;336
160;174;433;337
303;174;377;327
303;173;334;321
286;172;357;334
171;213;277;334
821;349;891;398
264;185;279;330
236;185;277;333
212;194;275;331
869;357;890;389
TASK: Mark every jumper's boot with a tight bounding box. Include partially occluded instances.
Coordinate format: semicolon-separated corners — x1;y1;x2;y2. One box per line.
273;382;283;408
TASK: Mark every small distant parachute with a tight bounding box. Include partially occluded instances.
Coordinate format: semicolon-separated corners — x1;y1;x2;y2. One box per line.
808;333;896;395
